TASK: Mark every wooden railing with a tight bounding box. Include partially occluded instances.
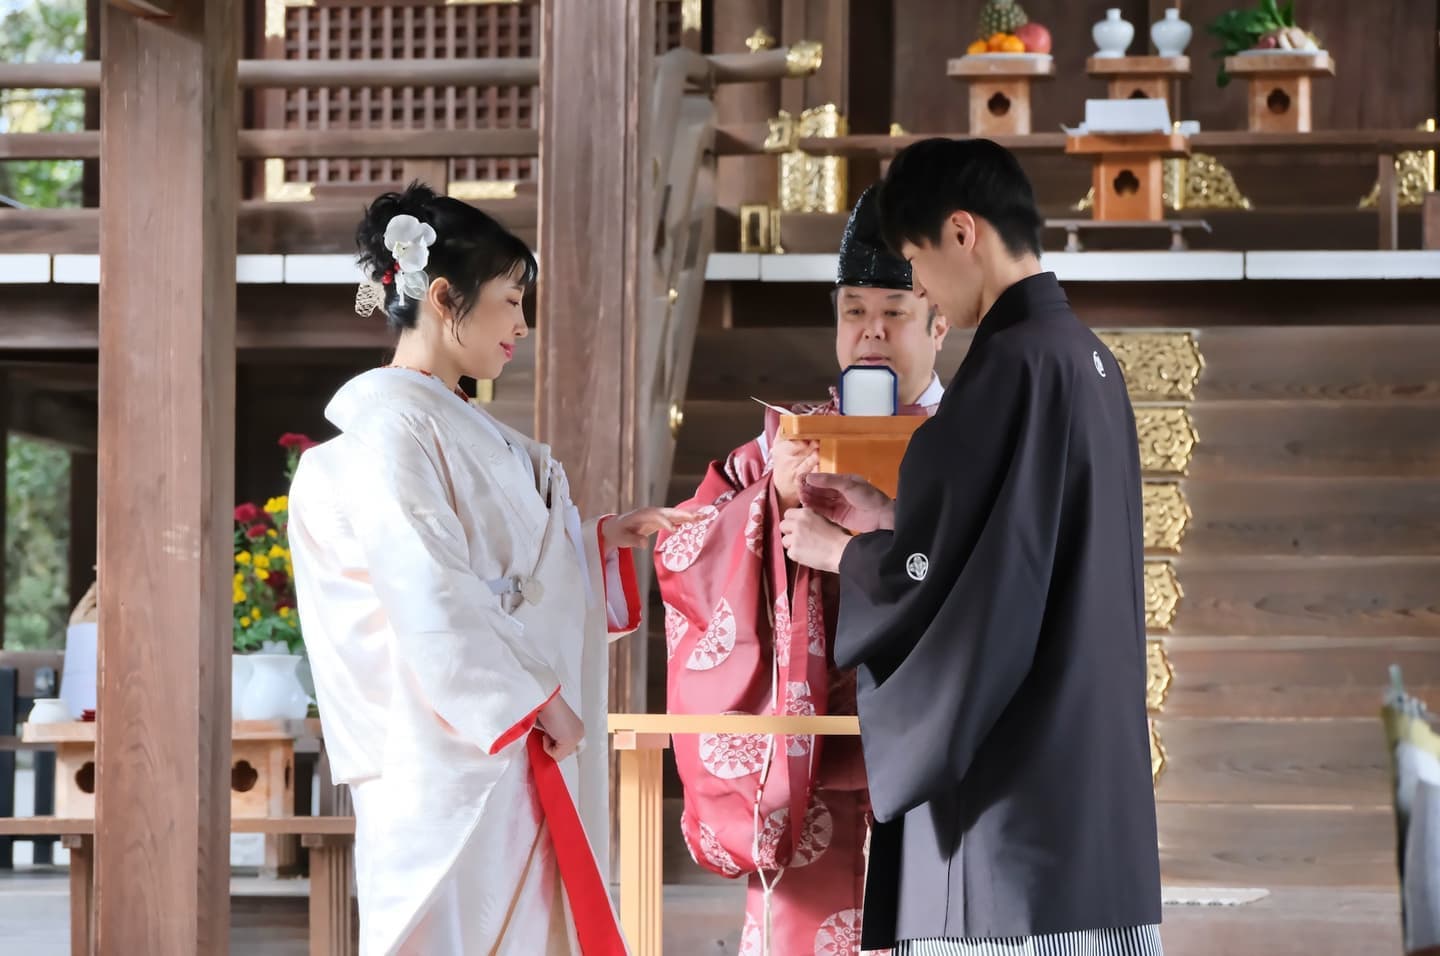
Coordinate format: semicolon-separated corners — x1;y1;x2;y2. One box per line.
608;713;861;956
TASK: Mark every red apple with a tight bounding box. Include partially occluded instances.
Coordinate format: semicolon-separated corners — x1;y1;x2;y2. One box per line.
1014;22;1051;54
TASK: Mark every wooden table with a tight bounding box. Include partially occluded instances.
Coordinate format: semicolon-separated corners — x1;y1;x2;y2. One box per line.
609;714;860;956
0;814;355;956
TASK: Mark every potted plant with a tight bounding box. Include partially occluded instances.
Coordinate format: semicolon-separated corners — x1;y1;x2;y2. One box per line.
232;433;316;721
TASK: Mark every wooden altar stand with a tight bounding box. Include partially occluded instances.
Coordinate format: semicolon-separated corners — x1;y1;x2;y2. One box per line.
777;414;929;498
946;54;1056;137
1223;51;1335;133
1065;131;1191;222
1085;56;1190;109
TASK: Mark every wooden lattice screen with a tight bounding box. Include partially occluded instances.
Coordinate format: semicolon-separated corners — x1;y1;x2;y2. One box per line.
258;0;695;197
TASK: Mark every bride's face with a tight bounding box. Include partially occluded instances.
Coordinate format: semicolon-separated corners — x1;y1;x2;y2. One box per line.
437;269;531;383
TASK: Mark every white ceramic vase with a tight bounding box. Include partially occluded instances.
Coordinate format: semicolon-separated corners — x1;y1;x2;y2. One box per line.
238;652;311;721
231;653;254;719
1150;8;1192;56
1092;8;1134;58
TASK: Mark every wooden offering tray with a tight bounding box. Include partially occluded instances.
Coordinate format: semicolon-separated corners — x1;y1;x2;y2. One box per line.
1085;56;1190;107
946;53;1055;136
779;414;928;499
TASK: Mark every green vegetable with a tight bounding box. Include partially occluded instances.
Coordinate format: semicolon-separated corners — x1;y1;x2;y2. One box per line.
1206;0;1297;87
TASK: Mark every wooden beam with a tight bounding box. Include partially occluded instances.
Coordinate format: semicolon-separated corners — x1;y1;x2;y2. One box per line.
0;129;539;161
96;2;235;952
7;387;97;451
106;0;179;16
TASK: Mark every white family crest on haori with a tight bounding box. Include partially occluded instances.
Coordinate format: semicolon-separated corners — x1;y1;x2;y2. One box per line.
906;552;929;581
1093;350;1107;377
385;213;438;302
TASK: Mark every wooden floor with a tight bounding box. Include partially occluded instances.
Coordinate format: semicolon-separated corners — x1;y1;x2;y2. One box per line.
0;867;1402;955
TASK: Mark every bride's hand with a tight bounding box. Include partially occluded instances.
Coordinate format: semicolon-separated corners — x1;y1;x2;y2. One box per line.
605;507;698;548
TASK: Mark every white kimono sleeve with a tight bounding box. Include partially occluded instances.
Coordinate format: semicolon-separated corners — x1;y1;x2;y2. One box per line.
346;417;559;756
593;516;642;637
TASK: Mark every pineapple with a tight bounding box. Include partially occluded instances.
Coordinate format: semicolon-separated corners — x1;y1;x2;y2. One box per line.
978;0;1028;37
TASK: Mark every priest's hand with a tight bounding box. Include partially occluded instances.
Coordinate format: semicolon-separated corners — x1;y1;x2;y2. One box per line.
771;438;820;511
537;694;585;762
780;507;851;573
607;507;698;549
800;473;895;533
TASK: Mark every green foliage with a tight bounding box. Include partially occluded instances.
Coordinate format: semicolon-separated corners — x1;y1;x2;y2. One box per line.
5;436;71;650
1207;0;1297;87
0;0;87;208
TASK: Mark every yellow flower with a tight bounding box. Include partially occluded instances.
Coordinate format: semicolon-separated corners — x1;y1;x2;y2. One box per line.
264;496;288;515
253;555;270;571
255;569;269;582
268;545;286;559
251;607;262;621
233;585;245;604
267;529;278;539
279;607;292;619
235;551;252;566
240;618;251;629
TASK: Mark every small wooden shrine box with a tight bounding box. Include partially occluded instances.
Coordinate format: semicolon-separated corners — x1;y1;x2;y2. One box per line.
23;718;306;820
946;54;1056;137
1065;131;1190;222
777;415;929;499
1223;51;1334;133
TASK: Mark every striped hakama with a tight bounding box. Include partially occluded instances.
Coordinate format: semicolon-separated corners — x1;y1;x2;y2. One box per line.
895;924;1164;956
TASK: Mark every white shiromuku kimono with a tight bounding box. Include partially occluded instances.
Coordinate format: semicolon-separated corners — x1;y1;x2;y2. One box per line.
288;367;640;956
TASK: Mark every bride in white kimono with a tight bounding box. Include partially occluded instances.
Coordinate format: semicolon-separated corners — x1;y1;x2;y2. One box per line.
288;184;691;956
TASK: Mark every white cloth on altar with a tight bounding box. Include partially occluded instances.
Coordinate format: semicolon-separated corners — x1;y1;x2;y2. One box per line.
289;367;639;955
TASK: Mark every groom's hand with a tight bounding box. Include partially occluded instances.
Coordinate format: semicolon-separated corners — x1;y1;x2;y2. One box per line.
780;507;850;573
799;472;895;533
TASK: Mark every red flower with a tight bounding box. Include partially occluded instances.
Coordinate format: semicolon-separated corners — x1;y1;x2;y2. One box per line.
234;503;262;524
266;571;288;592
278;433;318;453
245;525;269;540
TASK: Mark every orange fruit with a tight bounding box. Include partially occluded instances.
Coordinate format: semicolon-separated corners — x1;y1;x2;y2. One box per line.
1001;35;1026;53
967;39;988;55
987;33;1009;51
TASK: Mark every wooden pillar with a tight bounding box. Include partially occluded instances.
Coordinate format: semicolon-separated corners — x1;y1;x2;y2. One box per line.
97;2;237;953
538;0;652;709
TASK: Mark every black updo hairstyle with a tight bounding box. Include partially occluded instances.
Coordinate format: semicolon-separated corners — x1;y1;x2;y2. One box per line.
355;181;538;333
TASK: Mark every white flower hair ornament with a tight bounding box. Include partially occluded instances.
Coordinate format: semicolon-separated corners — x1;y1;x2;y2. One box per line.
384;214;438;301
353;213;439;317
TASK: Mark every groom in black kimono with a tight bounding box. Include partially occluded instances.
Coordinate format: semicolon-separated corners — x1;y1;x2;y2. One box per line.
781;138;1164;955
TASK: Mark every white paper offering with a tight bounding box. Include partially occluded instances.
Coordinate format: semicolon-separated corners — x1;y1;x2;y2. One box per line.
838;365;898;416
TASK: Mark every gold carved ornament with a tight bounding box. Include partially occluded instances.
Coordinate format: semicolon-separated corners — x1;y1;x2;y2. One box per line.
263;158;314;203
777;104;848;214
1146;640;1173;712
1359;119;1437;208
265;0;313;40
1150;721;1167;782
680;0;702;33
1076;153;1251;212
745;28;776;53
449;180;519;201
785;40;824;77
1142;481;1191;553
1135;406;1198;475
1144;560;1182;632
1096;331;1205;402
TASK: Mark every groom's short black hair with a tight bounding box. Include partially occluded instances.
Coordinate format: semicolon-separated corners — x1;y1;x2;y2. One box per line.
877;137;1043;260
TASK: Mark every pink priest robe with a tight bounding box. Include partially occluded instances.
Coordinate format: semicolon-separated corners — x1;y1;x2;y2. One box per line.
655;379;942;956
289;367;641;956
